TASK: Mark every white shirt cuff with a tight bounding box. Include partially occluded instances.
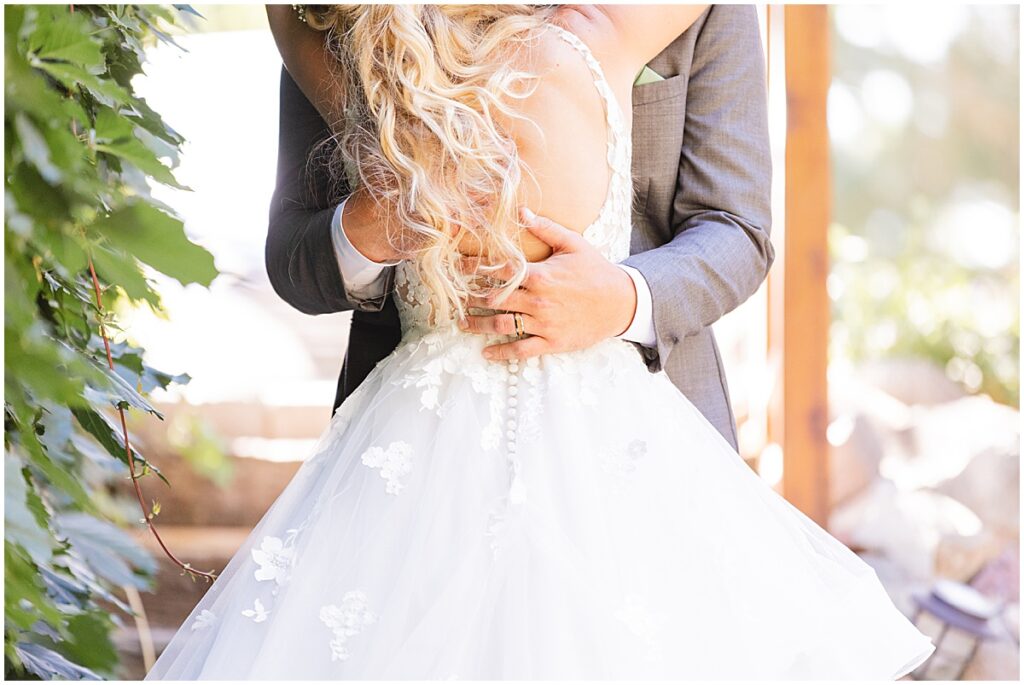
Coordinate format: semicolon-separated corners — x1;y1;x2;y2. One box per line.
330;197;397;300
614;264;657;348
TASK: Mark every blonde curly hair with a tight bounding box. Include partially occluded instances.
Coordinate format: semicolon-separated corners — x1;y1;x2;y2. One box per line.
308;4;556;321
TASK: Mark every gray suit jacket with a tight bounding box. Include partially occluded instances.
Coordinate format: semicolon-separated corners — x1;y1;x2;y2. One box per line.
623;5;774;447
266;5;773;450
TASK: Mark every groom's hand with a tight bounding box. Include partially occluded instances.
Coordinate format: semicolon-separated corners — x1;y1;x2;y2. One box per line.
460;209;638;360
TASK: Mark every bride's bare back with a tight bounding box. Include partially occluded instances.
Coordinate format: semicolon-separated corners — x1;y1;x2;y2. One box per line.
493;6;706;261
500;23;622;261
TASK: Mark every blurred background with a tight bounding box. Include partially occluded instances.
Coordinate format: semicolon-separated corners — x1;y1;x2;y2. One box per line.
71;4;1019;680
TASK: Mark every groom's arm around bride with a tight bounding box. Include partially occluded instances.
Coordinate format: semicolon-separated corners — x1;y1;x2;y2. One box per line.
265;5;773;449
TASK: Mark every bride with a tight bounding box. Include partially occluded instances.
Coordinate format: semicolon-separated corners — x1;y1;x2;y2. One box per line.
148;5;934;679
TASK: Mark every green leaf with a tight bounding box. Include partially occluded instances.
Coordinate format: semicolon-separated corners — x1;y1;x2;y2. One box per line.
50;552;134;615
33;60;129;108
173;5;206;19
4;542;65;632
14;113;61;184
4;4;25;42
91;203;217;287
63;613;119;673
4;456;54;566
28;7;105;70
55;513;156;589
89;242;162;307
5;164;73;233
131;97;185;146
20;426;95;511
92;106;136;143
5;326;92;407
135;125;181;167
140;13;186;51
14;641;101;681
70;406;168;484
36;227;92;276
95;137;188;189
101;338;190;393
76;346;163;418
38;562;90;610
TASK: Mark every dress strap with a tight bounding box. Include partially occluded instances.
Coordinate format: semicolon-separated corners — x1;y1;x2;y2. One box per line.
546;24;630;179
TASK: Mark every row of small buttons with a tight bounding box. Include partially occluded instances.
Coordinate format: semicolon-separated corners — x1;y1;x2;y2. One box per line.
506;357;525;505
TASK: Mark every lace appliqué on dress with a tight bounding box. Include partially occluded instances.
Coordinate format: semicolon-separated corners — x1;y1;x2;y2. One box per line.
319;591;378;662
190;609;216;632
602;439;648;480
241;598;270;623
361;441;414;495
615;594;665;663
251;535;296;587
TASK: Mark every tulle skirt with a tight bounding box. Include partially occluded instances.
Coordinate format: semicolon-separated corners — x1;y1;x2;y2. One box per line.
147;325;934;680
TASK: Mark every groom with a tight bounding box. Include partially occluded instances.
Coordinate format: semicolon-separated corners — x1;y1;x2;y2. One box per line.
266;5;773;450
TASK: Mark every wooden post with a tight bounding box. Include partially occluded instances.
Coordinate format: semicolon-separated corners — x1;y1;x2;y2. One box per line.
781;5;831;526
764;5;787;493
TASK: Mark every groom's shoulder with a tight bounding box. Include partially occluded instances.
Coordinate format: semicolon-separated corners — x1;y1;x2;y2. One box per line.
695;4;761;45
648;5;762;76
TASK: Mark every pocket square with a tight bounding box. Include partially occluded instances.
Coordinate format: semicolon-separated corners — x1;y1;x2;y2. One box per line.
633;65;664;86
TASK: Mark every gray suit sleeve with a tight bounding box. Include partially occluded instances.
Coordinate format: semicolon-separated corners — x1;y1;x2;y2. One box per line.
265;66;393;316
622;5;774;370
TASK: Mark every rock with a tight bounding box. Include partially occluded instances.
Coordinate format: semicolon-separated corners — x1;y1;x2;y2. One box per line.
828;413;885;508
828;367;913;432
863;394;1021;500
857;357;967;406
903;395;1019;489
829;479;984;580
934;530;1005;583
934;445;1020;538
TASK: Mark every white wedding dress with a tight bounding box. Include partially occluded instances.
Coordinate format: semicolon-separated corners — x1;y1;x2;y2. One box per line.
148;27;935;680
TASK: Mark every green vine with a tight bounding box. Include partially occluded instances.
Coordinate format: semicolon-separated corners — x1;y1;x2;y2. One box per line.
5;4;216;679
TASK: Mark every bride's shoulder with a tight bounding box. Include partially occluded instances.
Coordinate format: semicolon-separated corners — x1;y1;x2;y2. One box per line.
548;6;615;47
543;6;640;86
552;5;709;70
502;16;608;105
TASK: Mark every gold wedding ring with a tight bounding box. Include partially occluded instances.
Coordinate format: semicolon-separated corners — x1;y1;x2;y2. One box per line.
513;311;525;339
